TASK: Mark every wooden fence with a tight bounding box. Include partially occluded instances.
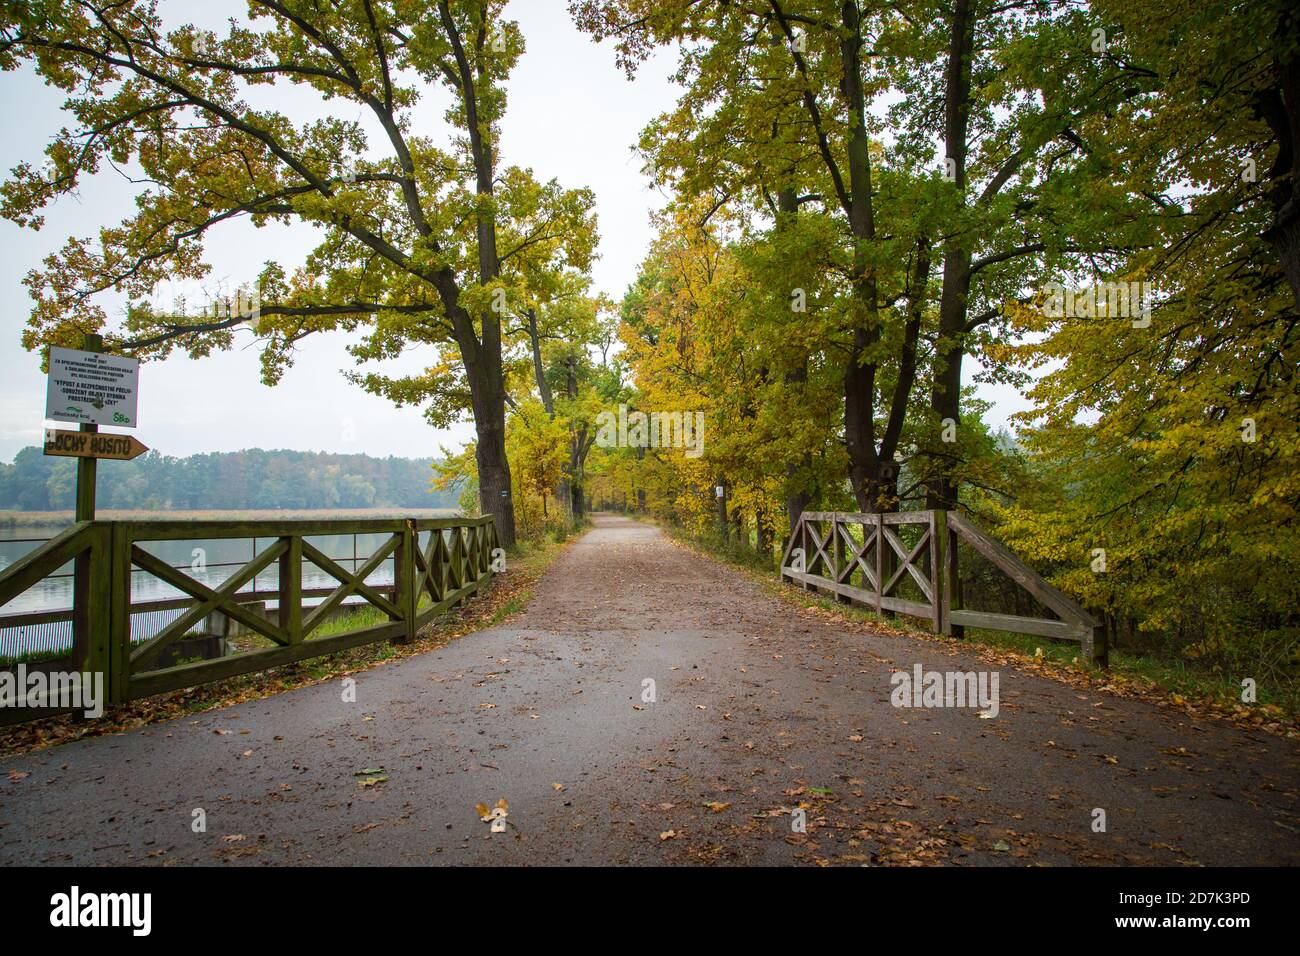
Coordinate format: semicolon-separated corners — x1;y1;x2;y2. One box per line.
0;516;497;724
780;510;1105;665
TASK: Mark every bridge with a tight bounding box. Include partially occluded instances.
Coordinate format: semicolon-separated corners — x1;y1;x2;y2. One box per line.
1;514;1295;866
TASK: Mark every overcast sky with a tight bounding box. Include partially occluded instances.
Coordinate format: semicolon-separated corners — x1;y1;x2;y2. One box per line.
0;0;1031;465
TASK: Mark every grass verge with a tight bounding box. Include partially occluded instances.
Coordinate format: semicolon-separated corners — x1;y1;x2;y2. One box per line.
0;528;580;758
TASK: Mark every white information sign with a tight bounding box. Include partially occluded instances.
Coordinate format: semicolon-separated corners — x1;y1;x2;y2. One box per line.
45;346;140;427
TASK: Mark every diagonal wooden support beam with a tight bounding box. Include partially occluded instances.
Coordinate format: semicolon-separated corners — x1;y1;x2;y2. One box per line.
881;526;934;602
302;534;400;637
805;521;833;577
130;540;289;671
301;540;401;619
850;523;880;591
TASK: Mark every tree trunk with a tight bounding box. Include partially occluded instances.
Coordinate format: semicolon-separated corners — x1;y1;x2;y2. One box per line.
926;0;975;512
465;352;516;546
1259;5;1300;309
570;478;584;520
778;188;814;530
756;505;773;560
838;4;890;514
716;480;729;542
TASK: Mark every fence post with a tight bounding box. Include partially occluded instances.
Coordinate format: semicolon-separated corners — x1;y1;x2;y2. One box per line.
279;535;302;643
800;517;812;590
928;511;942;634
945;513;964;639
1083;622;1108;669
108;522;132;704
81;523;113;707
874;513;884;615
392;521;417;645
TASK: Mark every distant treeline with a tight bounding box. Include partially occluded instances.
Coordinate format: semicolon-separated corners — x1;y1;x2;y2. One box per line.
0;447;456;511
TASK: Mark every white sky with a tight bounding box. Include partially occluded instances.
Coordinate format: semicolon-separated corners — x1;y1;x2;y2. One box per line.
0;0;1031;465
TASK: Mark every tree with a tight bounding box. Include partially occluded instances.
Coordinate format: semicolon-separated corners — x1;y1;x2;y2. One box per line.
575;0;937;513
988;0;1300;668
1;0;598;546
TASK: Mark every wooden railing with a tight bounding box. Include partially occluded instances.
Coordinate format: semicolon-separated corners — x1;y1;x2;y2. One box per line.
0;516;498;724
780;510;1105;665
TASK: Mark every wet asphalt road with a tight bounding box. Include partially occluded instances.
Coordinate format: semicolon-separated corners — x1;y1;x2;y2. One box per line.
1;514;1298;866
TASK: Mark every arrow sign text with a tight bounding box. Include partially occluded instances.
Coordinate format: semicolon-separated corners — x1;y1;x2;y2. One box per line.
43;429;149;461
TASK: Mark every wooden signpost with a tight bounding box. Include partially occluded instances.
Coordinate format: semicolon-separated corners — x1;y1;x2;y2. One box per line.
43;429;148;462
42;333;144;521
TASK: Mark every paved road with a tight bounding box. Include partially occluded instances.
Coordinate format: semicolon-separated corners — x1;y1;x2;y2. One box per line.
2;514;1298;865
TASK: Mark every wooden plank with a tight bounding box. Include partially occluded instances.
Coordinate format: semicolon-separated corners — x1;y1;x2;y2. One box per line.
947;512;1099;627
125;518;414;540
878;594;934;619
127;620;408;699
116;516;488;541
411;516;494;530
781;569;933;621
882;510;933;525
799;510;932;525
778;522;800;571
948;609;1082;641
